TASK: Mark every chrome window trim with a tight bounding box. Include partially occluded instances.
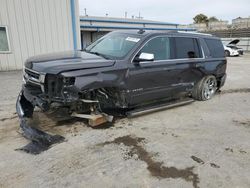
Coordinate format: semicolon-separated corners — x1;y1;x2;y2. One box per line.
131;35;205;64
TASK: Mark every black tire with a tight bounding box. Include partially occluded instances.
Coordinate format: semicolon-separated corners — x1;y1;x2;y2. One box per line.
225;50;230;57
192;75;217;101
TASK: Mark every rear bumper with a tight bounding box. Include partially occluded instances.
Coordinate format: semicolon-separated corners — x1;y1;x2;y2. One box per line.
219;73;227;88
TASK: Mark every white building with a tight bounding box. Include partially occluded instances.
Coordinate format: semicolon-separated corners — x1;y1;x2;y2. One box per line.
0;0;194;71
80;16;195;48
0;0;80;71
232;17;250;29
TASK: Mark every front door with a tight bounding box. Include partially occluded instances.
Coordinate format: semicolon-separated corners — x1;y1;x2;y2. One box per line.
126;36;176;106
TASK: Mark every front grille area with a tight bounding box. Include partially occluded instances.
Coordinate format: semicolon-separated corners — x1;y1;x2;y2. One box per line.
24;68;45;92
25;69;40;80
45;74;64;98
23;69;64;100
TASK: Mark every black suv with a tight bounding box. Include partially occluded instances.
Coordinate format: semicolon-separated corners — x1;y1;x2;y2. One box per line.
17;30;226;127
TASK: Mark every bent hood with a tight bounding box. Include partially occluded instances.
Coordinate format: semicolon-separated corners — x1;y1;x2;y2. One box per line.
25;51;115;74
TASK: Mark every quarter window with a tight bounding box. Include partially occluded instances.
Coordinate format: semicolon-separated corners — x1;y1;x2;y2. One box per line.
205;38;224;58
140;37;171;60
0;26;10;52
175;37;201;59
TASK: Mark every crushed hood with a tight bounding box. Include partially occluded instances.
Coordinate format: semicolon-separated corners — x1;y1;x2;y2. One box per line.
25;51;115;74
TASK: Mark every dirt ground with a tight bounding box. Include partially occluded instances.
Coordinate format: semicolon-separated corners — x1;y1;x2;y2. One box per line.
0;54;250;188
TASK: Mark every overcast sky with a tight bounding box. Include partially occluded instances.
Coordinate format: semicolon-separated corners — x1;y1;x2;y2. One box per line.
79;0;250;24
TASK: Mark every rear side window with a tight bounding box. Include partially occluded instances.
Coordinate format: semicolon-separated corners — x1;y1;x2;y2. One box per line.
204;39;224;58
175;37;201;59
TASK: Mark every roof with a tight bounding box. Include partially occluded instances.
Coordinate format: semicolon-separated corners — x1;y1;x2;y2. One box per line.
80;16;179;26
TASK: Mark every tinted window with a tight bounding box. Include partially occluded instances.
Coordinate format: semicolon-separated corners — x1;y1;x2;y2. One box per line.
0;26;10;52
140;37;171;60
205;39;224;58
175;37;201;59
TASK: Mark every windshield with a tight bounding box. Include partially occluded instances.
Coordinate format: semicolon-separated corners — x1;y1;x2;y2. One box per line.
85;33;142;59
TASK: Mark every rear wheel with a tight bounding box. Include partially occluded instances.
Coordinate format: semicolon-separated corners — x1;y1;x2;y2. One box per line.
225;50;230;57
192;76;217;101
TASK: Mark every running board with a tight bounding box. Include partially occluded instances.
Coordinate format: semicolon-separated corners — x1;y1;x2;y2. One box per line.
127;98;194;117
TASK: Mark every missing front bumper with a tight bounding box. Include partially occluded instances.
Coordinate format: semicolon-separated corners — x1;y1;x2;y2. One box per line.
16;90;65;154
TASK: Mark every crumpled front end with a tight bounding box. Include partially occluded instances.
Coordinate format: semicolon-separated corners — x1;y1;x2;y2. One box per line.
16;84;65;154
16;67;114;154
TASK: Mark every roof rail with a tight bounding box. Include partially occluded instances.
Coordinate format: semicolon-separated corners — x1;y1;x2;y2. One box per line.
138;29;145;34
177;31;213;36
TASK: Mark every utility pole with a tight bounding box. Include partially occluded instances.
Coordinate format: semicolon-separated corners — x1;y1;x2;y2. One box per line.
84;8;87;16
136;12;143;19
125;12;127;18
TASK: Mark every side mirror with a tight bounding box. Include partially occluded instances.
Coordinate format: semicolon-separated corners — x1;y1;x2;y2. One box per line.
134;53;154;63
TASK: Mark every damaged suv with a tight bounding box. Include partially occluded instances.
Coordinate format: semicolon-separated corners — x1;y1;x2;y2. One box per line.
17;30;226;131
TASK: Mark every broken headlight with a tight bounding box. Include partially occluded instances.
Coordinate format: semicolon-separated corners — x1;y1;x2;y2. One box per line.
63;77;75;86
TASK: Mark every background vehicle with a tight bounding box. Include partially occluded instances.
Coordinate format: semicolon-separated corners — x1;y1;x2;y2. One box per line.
224;39;244;56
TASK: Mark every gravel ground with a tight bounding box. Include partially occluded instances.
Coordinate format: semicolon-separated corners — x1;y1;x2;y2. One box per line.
0;54;250;188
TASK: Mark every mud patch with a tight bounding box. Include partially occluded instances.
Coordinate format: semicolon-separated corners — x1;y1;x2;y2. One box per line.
99;135;199;188
219;88;250;94
191;156;205;164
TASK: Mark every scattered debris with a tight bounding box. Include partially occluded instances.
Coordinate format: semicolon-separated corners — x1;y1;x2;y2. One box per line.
239;149;247;154
191;156;205;164
171;133;179;138
99;135;200;188
210;163;220;168
16;118;65;154
225;148;234;153
233;120;250;128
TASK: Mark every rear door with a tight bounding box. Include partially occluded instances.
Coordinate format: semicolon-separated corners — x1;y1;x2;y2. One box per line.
171;36;204;94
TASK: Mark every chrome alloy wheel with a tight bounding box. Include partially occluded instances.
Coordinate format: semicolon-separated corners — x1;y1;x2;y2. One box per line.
203;77;217;100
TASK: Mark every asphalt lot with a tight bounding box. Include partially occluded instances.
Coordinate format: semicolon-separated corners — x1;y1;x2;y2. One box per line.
0;54;250;188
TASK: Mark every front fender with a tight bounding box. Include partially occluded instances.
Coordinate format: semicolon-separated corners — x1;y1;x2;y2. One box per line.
74;72;127;91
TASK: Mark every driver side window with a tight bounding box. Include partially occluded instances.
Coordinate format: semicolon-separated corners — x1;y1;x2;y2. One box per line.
140;37;171;61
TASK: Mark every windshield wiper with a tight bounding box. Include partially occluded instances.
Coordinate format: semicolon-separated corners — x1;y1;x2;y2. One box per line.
88;51;110;60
